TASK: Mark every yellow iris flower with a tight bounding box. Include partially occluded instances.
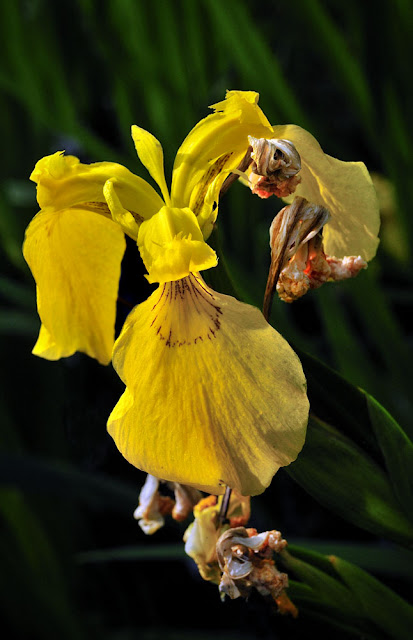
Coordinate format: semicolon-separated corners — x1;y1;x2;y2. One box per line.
23;90;378;496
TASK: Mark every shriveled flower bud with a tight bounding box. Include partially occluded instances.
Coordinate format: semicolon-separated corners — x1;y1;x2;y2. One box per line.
216;526;290;602
264;196;367;316
248;137;301;198
134;474;202;534
183;493;251;583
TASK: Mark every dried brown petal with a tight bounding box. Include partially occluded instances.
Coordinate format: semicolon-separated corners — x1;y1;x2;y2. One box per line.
248;137;302;199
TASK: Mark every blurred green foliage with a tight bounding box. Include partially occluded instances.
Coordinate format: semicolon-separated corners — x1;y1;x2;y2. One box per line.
1;0;412;638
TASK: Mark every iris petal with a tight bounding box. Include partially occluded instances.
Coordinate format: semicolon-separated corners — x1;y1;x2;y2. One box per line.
31;151;163;220
171;91;273;237
131;126;171;205
107;274;308;495
104;179;141;240
272;125;380;261
137;207;218;283
23;207;125;364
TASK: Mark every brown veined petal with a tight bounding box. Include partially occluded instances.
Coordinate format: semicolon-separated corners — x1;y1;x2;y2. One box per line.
107;274;309;495
23;206;126;365
271;125;380;261
171;91;273;236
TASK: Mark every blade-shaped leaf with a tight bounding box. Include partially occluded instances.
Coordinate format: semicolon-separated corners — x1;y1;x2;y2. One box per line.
286;416;413;548
367;393;413;523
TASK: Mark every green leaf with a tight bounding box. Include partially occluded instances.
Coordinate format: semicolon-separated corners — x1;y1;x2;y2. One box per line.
288;539;413;578
204;0;311;128
280;549;374;635
367;393;413;522
331;555;413;640
286;416;413;548
0;488;85;640
296;349;381;458
0;452;137;514
0;275;35;309
77;544;185;564
0;310;38;336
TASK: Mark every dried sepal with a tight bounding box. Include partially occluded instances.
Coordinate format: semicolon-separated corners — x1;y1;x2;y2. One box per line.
264;196;367;315
183;493;251;583
134;474;202;534
216;526;290;603
248;137;301;199
171;483;203;522
263;197;329;318
133;475;174;535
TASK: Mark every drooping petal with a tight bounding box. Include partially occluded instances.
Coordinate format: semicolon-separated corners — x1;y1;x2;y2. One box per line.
31;151;163;221
171;91;273;237
23;207;125;365
271;125;380;261
137;206;218;283
131;126;171;205
107;274;308;495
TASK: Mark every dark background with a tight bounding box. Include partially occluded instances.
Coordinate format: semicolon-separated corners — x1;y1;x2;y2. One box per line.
0;1;412;638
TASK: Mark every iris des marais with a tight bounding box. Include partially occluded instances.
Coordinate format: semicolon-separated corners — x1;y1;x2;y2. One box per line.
23;91;379;497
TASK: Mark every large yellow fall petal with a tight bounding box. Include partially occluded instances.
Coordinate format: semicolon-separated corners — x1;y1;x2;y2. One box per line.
131;126;171;205
31;151;163;220
137;207;218;283
171;91;273;237
23;207;126;364
271;125;380;261
107;274;308;495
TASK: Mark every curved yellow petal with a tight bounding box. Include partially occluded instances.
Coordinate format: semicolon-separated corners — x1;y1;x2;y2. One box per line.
107;274;309;495
272;125;380;261
103;179;141;240
171;91;273;236
137;207;218;283
23;207;126;365
31;151;163;221
131;126;171;205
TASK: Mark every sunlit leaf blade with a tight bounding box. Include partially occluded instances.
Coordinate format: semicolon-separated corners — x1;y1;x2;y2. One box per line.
286;416;413;548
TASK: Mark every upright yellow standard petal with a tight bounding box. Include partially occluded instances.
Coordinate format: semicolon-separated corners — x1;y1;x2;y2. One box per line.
171;91;273;237
31;151;164;221
137;207;218;283
272;125;380;261
107;274;308;495
131;126;171;205
23;207;126;365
